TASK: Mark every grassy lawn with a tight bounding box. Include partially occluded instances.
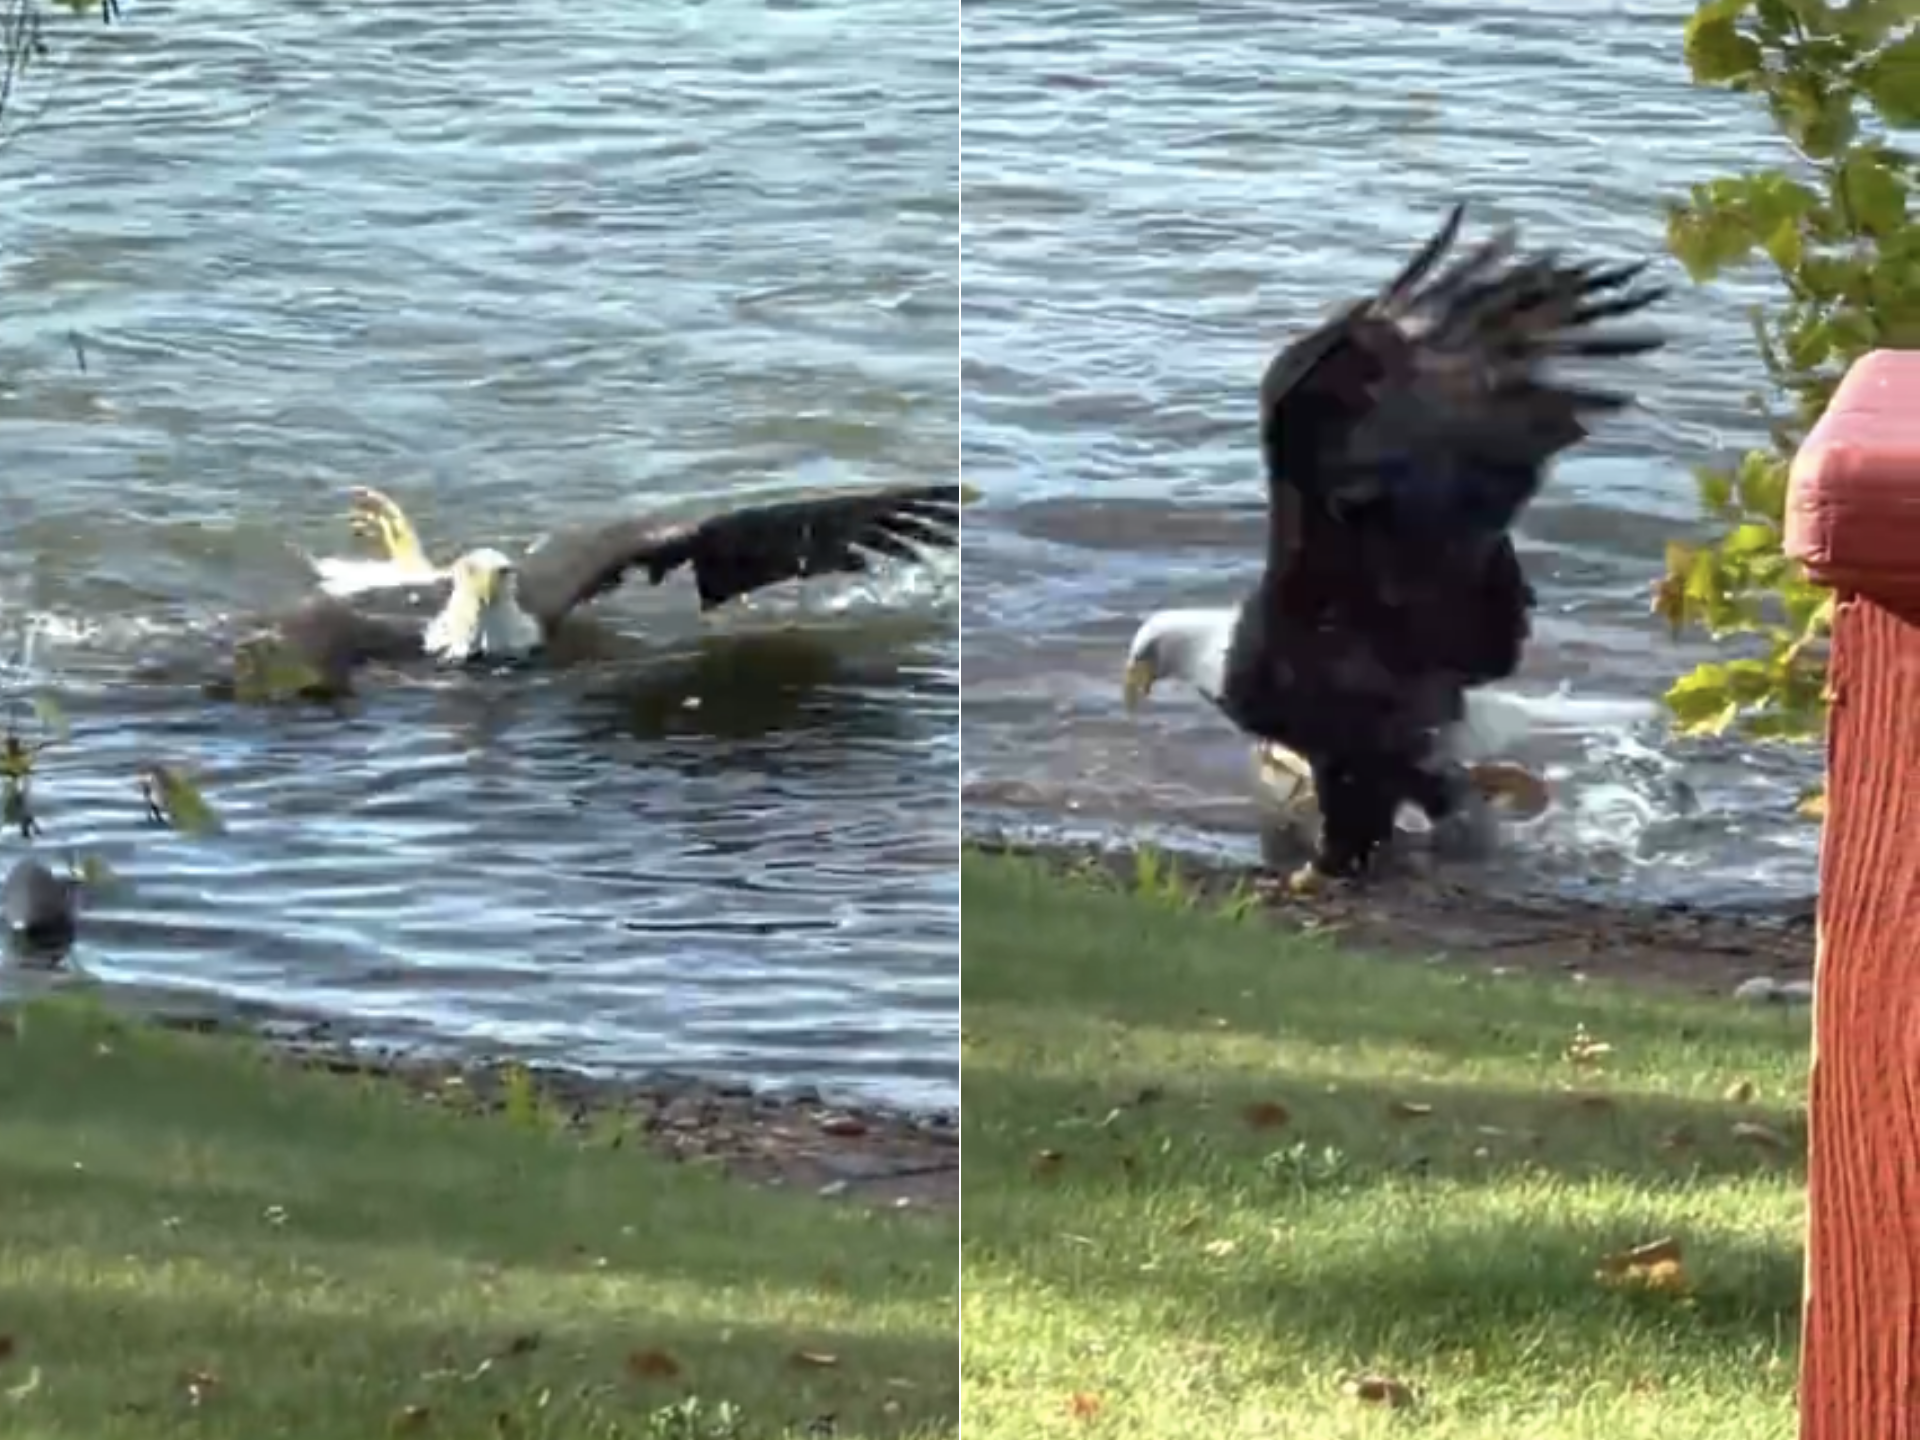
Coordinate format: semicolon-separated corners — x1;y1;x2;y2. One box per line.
961;850;1808;1439
0;1001;957;1440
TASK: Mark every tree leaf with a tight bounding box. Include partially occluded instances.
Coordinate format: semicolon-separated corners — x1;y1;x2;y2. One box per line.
73;851;122;895
1735;451;1791;521
142;765;224;836
1665;665;1732;727
1694;465;1735;515
1722;657;1777;703
1722;520;1781;559
1772;75;1858;157
1827;306;1878;359
29;693;69;744
1840;150;1908;237
1763;216;1805;270
1686;13;1766;82
1864;29;1920;124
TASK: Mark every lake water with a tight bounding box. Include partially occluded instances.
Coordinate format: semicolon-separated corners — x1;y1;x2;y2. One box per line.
960;0;1823;908
0;0;959;1109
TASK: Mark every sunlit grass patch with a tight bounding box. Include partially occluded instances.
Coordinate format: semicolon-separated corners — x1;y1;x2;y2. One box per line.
0;1001;956;1439
961;850;1805;1439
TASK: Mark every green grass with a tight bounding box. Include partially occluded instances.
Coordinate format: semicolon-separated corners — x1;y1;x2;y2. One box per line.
0;1001;956;1439
960;851;1808;1439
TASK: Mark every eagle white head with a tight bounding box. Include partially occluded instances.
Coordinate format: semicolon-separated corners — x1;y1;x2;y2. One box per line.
422;547;545;664
1120;605;1551;821
1123;608;1235;709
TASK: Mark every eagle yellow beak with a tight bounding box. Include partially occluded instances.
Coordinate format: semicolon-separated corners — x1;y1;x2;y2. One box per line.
1123;659;1154;711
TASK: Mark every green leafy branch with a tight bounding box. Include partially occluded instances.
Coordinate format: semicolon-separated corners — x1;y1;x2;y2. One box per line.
1658;0;1920;807
0;686;222;840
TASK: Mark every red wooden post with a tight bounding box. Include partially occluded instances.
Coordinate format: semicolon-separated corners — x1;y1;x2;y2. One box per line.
1785;348;1920;1438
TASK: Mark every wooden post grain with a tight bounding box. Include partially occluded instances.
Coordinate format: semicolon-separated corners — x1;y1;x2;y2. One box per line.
1785;348;1920;1438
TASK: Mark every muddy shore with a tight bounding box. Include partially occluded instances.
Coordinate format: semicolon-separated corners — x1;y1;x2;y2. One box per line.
966;832;1816;1000
52;825;1819;1223
139;1010;960;1212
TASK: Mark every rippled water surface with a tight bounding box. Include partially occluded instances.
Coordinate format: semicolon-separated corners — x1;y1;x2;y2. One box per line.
0;0;958;1107
961;0;1821;907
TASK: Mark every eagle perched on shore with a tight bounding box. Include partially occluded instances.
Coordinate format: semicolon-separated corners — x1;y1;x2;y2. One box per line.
1124;204;1666;887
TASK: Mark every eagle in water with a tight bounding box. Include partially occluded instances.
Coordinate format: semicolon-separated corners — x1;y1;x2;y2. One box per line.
1123;204;1666;888
230;482;959;700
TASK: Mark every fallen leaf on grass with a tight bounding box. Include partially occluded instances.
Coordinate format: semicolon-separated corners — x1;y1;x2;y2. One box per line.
1597;1236;1682;1271
1387;1100;1433;1119
1732;1121;1789;1151
1724;1079;1756;1104
1563;1025;1613;1066
1242;1100;1291;1130
1595;1237;1690;1295
791;1351;839;1369
4;1367;40;1403
626;1350;682;1380
1068;1392;1102;1419
1341;1374;1414;1407
392;1404;432;1432
181;1370;219;1407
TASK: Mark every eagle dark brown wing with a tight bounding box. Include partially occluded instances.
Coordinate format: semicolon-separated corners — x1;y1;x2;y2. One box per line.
233;594;428;700
1254;202;1666;686
1261;202;1666;542
511;482;960;628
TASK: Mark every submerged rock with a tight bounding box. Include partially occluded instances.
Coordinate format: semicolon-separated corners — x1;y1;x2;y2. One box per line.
3;856;80;960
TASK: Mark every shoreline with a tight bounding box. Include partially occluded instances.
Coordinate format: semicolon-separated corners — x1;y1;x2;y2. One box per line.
135;1007;960;1211
965;831;1816;999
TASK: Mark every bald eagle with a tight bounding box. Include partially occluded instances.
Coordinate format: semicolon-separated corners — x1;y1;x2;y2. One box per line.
239;483;958;698
1124;204;1665;887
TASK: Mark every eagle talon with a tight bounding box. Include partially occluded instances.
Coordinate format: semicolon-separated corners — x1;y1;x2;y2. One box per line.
1287;861;1351;897
346;486;431;570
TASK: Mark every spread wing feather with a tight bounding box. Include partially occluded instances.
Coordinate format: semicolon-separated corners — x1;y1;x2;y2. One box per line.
512;482;960;627
1262;203;1666;538
1253;203;1666;688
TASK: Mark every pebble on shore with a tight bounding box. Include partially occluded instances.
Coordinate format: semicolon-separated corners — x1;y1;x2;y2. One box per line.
1733;975;1816;1005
